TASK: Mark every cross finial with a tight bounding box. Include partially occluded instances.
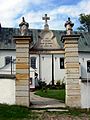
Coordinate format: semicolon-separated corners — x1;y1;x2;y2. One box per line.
42;14;50;25
42;14;50;30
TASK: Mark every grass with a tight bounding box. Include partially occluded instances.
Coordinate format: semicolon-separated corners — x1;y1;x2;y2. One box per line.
0;104;90;119
35;89;65;102
0;104;30;120
0;104;39;120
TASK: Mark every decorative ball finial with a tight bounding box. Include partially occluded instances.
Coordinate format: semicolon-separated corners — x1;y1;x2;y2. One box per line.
19;17;29;36
65;17;74;35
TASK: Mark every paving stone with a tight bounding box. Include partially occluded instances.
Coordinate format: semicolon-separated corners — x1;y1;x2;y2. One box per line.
30;92;66;108
47;109;68;112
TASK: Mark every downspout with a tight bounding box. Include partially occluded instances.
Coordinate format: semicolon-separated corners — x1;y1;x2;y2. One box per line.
39;54;41;80
52;54;54;85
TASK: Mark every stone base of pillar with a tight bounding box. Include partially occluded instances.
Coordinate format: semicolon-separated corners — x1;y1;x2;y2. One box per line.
66;95;81;107
16;96;30;107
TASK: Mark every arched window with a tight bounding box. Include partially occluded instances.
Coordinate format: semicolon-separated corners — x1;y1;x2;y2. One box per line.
30;57;36;69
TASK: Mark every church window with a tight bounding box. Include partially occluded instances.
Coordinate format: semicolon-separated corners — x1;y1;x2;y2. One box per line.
30;77;32;85
5;56;12;65
60;58;64;69
87;61;90;73
30;57;36;69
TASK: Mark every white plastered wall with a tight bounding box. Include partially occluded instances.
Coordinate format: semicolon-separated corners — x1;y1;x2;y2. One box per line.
0;79;15;104
79;52;90;108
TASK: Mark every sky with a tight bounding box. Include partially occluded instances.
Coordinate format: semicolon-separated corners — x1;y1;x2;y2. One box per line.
0;0;90;30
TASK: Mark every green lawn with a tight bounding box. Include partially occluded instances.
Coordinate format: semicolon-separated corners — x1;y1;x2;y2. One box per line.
0;104;38;120
35;89;65;102
0;104;89;120
0;104;29;120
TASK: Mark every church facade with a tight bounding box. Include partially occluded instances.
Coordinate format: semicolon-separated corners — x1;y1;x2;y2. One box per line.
0;15;90;108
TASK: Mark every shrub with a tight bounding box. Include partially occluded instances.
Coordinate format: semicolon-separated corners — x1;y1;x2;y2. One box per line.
38;80;47;90
56;80;60;86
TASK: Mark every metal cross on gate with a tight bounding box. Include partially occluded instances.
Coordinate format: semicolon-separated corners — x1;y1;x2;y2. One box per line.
42;14;50;25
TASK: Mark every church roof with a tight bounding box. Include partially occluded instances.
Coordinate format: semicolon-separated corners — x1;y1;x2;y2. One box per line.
78;32;90;52
0;27;90;52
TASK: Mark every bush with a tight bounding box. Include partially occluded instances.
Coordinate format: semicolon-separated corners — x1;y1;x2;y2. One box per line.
38;80;47;90
37;80;65;90
47;84;65;90
56;80;60;86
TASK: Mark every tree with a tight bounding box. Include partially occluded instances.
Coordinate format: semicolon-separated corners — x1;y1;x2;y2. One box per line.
78;13;90;32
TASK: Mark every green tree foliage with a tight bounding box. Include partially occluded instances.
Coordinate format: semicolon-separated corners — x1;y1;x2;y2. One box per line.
78;13;90;32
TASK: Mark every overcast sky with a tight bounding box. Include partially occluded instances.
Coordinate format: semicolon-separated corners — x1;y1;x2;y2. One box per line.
0;0;90;30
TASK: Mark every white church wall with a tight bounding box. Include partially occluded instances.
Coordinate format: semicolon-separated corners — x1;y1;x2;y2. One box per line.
79;52;90;108
30;54;66;85
0;63;16;74
81;82;90;108
54;54;65;83
30;68;35;89
0;78;15;104
0;57;5;68
0;50;16;104
0;50;16;58
40;54;52;84
79;52;90;79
